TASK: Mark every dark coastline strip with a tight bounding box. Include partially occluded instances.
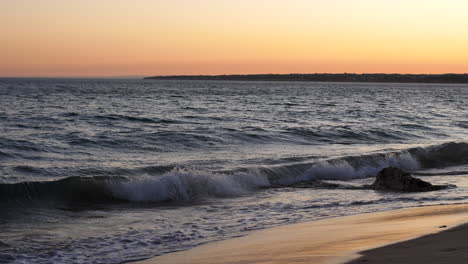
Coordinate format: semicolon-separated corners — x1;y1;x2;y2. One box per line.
348;223;468;264
144;73;468;84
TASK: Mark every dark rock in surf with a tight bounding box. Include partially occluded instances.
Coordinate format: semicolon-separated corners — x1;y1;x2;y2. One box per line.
370;167;454;192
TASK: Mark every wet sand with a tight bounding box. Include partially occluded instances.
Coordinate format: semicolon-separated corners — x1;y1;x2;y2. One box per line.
133;204;468;264
349;222;468;263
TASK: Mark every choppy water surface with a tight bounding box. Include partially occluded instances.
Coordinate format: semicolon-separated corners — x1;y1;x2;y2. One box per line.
0;79;467;263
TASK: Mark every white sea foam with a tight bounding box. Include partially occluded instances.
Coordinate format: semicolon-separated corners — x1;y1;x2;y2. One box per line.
109;152;421;202
109;170;270;202
269;151;420;185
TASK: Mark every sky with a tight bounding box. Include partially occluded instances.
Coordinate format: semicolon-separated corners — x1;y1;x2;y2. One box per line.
1;0;468;77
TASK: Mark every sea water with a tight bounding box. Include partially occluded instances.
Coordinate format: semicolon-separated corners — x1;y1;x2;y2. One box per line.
0;78;467;263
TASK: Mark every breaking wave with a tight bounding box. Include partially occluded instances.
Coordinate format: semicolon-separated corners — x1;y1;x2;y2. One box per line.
1;141;466;206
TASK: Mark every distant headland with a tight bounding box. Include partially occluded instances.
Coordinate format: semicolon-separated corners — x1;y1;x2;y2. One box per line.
144;73;468;83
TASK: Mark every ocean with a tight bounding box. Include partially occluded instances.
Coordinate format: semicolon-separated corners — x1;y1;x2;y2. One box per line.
0;78;467;264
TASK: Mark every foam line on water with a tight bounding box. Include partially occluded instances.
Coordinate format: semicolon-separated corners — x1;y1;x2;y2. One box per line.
1;141;467;204
110;170;270;202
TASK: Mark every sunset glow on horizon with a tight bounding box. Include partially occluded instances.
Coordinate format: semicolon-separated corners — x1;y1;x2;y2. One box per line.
2;0;468;77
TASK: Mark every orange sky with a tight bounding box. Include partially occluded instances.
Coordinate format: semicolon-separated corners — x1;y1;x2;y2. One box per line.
2;0;468;77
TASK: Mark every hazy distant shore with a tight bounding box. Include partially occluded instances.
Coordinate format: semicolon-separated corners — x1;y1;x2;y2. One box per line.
144;73;468;83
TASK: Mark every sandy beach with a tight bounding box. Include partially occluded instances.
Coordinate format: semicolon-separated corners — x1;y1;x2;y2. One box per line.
349;222;468;263
134;204;468;264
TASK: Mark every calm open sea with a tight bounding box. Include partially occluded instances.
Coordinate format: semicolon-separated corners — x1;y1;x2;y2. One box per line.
0;78;467;263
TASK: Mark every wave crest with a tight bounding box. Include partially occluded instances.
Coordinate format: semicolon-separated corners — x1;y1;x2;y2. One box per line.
1;141;467;205
110;170;269;202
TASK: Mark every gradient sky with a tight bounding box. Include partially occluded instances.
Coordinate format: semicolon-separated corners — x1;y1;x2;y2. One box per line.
2;0;468;77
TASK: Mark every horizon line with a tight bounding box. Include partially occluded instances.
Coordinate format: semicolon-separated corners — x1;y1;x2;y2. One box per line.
2;72;468;79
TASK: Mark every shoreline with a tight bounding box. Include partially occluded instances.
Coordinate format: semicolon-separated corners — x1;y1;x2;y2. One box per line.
133;203;468;264
143;73;468;84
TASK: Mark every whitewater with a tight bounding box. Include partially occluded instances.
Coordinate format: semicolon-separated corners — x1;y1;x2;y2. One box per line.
0;78;467;264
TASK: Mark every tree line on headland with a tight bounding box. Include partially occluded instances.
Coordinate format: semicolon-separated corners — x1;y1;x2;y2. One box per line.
144;73;468;83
